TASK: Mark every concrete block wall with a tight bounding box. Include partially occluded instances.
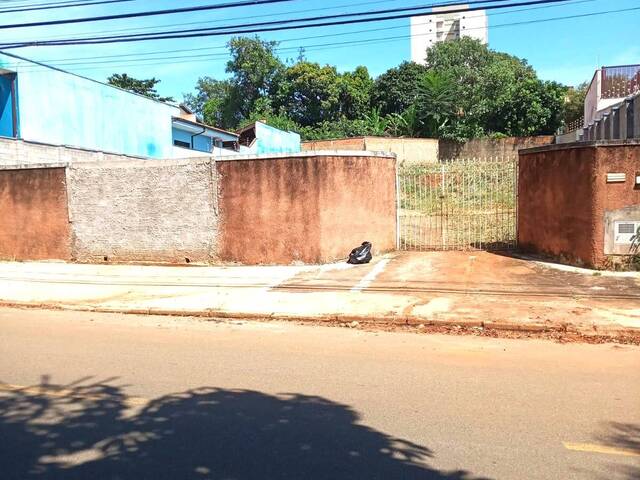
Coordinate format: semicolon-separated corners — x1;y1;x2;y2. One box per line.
438;136;554;159
0;137;146;167
67;159;219;263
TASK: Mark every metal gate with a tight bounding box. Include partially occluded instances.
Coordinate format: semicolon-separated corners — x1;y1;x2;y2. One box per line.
398;157;518;251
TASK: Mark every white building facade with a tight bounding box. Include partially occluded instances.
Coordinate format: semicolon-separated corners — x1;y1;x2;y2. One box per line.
410;5;488;64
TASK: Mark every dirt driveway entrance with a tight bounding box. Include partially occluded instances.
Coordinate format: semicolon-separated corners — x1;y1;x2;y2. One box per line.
278;251;640;332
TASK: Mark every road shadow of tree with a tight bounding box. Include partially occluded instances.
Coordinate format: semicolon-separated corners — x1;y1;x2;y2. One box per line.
595;422;640;480
0;376;491;480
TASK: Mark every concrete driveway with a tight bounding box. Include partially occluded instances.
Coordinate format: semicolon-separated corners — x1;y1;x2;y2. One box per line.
0;252;638;335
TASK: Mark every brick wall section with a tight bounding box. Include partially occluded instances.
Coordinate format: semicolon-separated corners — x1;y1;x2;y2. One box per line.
518;142;640;268
67;159;219;263
0;167;71;260
216;153;397;264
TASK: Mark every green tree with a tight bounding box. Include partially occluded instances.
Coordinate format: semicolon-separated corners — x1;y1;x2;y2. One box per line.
338;66;373;120
424;38;566;139
225;36;284;122
183;77;227;116
107;73;174;102
238;96;300;133
415;71;457;137
274;61;342;126
182;77;243;129
386;106;420;137
562;82;588;126
372;62;428;116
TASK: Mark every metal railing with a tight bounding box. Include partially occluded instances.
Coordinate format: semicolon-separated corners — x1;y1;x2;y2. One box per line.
602;64;640;99
398;157;518;251
557;116;584;135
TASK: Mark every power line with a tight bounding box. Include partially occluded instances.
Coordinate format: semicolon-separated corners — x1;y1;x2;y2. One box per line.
4;0;596;65
0;0;134;14
37;0;519;43
0;0;298;30
0;0;98;6
21;0;409;42
0;0;584;47
1;4;635;72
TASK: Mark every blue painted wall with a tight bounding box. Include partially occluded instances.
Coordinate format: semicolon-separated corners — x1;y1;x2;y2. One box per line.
253;122;301;154
171;127;212;153
0;54;179;158
0;74;14;138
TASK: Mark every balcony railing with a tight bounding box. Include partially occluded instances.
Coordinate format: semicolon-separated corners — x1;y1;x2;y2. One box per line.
601;64;640;99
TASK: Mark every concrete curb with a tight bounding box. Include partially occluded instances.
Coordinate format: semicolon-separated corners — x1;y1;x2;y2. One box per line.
1;300;639;340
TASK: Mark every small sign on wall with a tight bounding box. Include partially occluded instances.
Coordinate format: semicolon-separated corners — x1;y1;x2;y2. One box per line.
606;173;626;183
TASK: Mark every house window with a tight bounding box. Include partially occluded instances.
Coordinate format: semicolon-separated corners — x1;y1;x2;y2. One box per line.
0;72;18;138
173;139;190;149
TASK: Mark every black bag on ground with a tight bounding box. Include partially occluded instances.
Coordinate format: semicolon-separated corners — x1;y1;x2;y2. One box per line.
347;241;372;264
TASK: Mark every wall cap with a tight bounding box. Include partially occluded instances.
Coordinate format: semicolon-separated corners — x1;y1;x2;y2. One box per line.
520;139;640;155
302;136;439;143
0;150;397;171
214;150;397;162
0;163;69;171
0;136;149;160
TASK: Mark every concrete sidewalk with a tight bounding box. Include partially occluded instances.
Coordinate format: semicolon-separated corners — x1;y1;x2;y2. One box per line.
0;252;639;336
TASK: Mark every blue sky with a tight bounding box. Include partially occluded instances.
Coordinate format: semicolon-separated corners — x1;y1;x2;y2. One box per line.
0;0;638;101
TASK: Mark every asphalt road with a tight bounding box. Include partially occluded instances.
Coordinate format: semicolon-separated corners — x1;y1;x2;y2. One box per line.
1;307;638;480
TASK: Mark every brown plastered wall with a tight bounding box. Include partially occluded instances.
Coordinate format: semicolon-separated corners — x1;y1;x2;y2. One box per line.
0;167;71;260
593;145;640;265
439;136;554;159
216;153;397;264
300;138;366;152
302;137;439;165
316;155;397;261
518;147;599;267
362;137;438;165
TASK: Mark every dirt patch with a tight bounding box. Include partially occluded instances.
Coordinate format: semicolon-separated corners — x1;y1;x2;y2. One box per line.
329;320;640;346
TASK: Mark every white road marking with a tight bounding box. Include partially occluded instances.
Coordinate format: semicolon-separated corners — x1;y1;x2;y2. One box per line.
350;258;391;293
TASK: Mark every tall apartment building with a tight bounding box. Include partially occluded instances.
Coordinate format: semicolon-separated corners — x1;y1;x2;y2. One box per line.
410;5;488;64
